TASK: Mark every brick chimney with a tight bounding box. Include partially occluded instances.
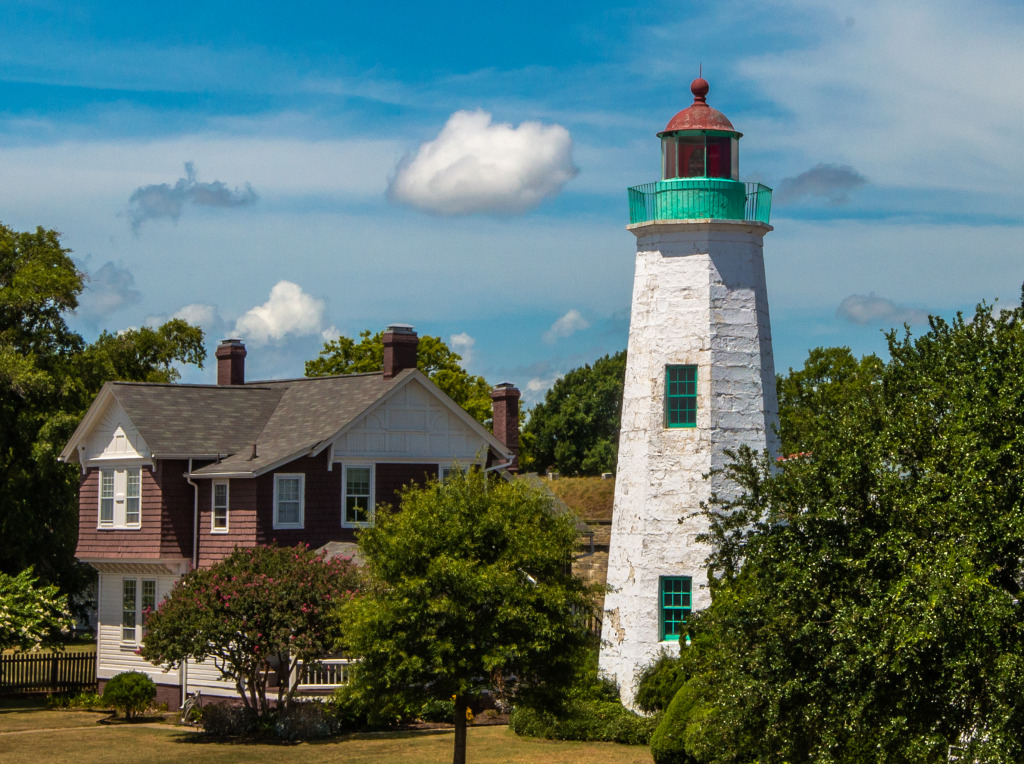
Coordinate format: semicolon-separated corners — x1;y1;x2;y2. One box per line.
215;339;246;386
490;382;521;472
382;324;419;379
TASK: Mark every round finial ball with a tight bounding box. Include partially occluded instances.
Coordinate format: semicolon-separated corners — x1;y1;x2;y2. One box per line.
691;77;710;99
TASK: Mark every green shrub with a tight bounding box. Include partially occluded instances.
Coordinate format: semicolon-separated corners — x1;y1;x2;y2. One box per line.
509;700;659;745
327;683;419;731
200;703;263;737
102;671;156;720
649;677;711;764
274;701;335;740
634;651;687;714
48;691;104;710
419;697;455;723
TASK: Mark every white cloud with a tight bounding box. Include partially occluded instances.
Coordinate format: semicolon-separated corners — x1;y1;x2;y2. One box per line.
234;281;328;345
76;261;141;322
543;309;590;344
836;293;931;326
388;110;578;215
449;332;475;364
173;303;223;327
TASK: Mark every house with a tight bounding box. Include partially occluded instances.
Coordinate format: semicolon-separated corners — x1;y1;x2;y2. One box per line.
59;325;520;707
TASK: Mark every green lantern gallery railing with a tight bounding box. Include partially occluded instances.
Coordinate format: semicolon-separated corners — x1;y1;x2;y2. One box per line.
627;180;772;225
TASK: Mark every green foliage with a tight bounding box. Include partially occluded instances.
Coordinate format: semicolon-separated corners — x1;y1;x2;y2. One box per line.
141;544;361;717
634;651;688;715
0;222;205;598
341;469;596;764
102;671;156;720
509;701;659;745
648;678;707;764
48;691;104;710
0;567;75;651
306;330;493;426
661;293;1024;762
522;350;625;475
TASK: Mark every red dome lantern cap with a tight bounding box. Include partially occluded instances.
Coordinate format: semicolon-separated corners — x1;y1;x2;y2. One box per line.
658;78;740;136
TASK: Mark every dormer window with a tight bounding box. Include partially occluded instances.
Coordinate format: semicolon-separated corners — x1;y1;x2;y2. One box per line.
98;467;142;529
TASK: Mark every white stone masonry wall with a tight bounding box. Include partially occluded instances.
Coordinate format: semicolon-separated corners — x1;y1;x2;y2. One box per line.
600;221;778;708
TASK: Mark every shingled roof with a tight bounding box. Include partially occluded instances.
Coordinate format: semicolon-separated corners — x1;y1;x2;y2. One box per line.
62;369;424;476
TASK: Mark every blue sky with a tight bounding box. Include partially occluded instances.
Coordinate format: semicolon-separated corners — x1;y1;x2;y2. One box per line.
2;0;1022;404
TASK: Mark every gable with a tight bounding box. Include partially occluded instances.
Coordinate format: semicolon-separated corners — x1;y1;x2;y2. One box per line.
82;398;151;464
331;379;489;462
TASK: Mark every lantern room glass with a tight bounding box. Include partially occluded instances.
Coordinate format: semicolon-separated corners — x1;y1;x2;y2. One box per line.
661;134;738;181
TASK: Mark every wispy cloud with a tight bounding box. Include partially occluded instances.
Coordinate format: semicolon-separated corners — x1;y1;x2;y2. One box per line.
776;163;867;206
836;293;930;326
543;309;590;344
388;110;578;215
76;261;142;322
127;161;257;232
234;281;329;345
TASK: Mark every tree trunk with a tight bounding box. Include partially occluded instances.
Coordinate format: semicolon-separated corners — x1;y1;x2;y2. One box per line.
452;694;468;764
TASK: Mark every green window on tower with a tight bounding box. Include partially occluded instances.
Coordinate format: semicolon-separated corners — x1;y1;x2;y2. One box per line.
665;365;697;427
659;576;692;641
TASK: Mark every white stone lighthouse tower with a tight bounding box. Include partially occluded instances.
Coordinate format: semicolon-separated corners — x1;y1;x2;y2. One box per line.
599;78;779;706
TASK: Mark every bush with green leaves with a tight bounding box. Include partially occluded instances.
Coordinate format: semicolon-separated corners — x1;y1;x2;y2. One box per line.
0;568;75;651
509;700;659;745
340;468;597;764
102;671;156;719
634;650;691;714
141;544;361;718
655;293;1024;762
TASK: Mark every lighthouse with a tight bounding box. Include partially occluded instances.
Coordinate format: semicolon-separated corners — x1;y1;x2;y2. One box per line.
599;78;779;707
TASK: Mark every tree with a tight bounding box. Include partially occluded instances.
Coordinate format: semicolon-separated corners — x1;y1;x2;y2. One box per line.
306;330;493;427
656;295;1024;762
0;222;205;597
341;469;595;764
522;350;626;476
141;545;361;717
0;568;75;651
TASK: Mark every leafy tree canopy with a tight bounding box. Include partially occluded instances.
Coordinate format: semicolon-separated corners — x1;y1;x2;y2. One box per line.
0;222;206;597
306;330;493;427
521;350;625;476
0;568;75;651
341;469;596;764
141;544;361;716
658;295;1024;763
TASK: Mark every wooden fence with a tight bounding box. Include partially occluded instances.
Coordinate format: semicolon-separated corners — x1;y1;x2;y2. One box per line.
0;651;96;695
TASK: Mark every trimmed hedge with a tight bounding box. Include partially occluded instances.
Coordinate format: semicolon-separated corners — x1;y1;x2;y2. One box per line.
509;700;660;745
101;671;155;720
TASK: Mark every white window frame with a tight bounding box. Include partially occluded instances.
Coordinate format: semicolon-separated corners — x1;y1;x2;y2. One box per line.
121;577;156;645
98;467;143;530
273;473;305;529
212;481;229;533
341;464;374;528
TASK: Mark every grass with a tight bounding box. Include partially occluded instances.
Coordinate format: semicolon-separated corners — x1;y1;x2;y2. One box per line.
0;714;654;764
545;476;616;522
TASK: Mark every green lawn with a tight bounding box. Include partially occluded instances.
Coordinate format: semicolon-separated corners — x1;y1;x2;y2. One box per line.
0;709;654;764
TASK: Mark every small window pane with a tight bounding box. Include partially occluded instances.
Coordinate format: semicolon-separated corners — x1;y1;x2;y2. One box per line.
125;469;141;526
213;483;229;530
345;467;372;525
276;477;302;526
122;579;137;643
100;471;114;525
666;366;698;428
141;580;156;632
660;576;692;641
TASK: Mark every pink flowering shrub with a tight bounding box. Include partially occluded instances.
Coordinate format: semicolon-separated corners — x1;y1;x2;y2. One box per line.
141;544;361;717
